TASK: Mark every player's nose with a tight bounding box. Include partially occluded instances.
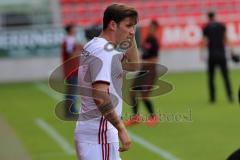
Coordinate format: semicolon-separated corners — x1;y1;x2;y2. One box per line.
129;27;135;35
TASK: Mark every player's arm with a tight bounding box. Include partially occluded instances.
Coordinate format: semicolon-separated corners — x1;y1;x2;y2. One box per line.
224;32;240;62
122;37;141;71
92;82;131;152
200;25;209;62
200;36;208;61
224;32;234;56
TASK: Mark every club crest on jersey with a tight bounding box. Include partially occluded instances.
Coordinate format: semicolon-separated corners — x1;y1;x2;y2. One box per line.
81;49;90;57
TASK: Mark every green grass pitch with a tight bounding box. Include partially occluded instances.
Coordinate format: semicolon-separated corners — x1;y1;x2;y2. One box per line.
0;69;239;160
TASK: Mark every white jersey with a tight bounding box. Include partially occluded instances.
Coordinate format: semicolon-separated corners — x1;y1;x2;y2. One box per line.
75;37;125;144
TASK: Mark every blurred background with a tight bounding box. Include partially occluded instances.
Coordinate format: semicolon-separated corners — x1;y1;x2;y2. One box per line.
0;0;240;82
0;0;240;160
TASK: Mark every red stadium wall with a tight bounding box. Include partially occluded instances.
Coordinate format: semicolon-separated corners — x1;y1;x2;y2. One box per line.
140;18;240;50
60;0;240;50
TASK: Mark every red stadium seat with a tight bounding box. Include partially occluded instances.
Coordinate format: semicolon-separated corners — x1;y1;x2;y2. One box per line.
60;0;240;26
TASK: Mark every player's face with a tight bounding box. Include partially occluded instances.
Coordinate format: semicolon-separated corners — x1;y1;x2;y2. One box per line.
70;27;76;35
150;24;158;34
115;17;136;44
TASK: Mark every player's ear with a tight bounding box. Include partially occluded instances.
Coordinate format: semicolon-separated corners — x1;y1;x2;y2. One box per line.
109;20;117;31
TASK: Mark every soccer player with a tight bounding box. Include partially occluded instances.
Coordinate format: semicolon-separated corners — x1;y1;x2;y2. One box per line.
75;3;139;160
61;24;82;117
125;20;160;127
202;11;233;103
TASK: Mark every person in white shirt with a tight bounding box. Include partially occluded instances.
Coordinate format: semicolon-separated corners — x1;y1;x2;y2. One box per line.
75;3;140;160
61;24;82;117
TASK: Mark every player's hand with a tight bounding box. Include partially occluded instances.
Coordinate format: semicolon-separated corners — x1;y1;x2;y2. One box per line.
117;122;132;152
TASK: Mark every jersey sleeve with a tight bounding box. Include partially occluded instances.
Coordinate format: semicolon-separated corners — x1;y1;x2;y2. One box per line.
89;49;113;85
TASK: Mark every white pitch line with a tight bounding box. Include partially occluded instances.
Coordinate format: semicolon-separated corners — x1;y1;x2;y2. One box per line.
35;83;62;101
35;83;180;160
129;132;179;160
35;118;75;155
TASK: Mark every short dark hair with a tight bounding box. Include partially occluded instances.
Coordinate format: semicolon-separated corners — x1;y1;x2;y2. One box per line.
207;11;215;20
65;24;75;34
103;3;138;30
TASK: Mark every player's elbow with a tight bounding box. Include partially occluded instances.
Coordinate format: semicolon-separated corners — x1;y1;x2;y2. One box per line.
92;91;109;106
93;96;114;116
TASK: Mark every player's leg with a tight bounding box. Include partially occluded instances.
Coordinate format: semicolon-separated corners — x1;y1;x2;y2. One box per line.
142;96;159;127
141;64;159;127
130;70;144;116
75;140;121;160
124;73;142;127
130;89;139;115
75;141;102;160
141;63;156;116
219;60;233;102
65;75;78;117
124;90;142;127
142;98;154;115
208;60;216;103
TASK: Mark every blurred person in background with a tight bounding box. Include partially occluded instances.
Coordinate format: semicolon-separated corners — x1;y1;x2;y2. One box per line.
238;87;240;104
61;24;82;117
85;19;102;41
125;19;160;127
201;11;234;103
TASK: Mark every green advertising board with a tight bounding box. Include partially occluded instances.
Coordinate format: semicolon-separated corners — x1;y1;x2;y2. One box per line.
0;25;86;58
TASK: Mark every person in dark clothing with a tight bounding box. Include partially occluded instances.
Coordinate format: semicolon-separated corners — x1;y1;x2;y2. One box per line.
125;20;160;127
84;23;102;41
238;87;240;104
202;11;234;103
227;148;240;160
